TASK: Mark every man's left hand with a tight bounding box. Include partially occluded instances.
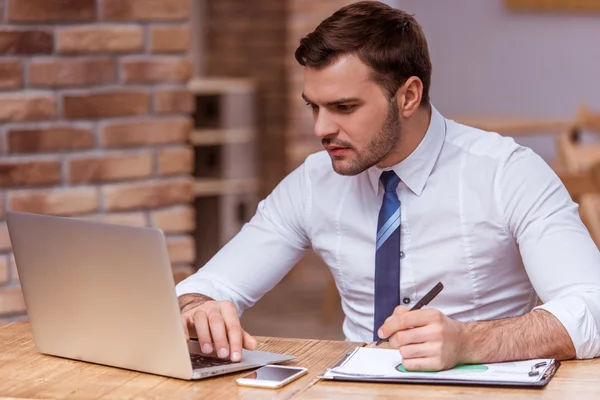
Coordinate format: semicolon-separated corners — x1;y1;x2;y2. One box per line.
378;306;465;371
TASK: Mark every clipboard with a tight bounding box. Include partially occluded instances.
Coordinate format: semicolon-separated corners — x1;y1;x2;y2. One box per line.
320;348;561;388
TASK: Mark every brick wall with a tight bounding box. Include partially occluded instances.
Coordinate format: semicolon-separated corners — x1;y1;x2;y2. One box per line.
0;0;195;322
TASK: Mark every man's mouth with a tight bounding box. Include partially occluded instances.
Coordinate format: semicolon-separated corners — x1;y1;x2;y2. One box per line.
325;146;351;156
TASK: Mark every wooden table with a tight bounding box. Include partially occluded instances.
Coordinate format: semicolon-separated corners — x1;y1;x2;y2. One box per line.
3;323;600;399
0;323;358;400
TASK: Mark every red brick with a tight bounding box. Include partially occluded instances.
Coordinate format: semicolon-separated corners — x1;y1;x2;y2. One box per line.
28;58;116;88
57;26;144;54
63;90;150;119
150;25;190;53
0;286;26;316
69;152;154;184
151;205;195;233
0;193;4;219
166;235;195;264
10;188;99;216
7;124;94;154
79;212;147;227
121;57;192;84
102;0;190;21
0;93;57;122
0;60;22;89
101;117;191;148
6;0;96;23
158;146;193;175
172;264;195;284
0;159;62;187
0;256;8;285
154;88;193;114
103;177;194;211
0;223;10;252
0;29;53;54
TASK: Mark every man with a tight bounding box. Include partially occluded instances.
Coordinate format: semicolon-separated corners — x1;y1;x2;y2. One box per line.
177;1;600;371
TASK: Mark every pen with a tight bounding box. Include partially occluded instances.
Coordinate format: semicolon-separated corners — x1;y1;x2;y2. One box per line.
376;281;444;346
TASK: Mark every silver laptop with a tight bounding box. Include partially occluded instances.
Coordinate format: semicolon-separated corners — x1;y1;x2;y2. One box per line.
6;211;294;380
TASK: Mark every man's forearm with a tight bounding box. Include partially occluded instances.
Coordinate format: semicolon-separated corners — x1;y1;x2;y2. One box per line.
460;309;576;364
178;293;214;313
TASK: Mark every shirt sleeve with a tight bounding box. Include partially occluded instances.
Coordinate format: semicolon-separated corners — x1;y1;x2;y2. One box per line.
497;146;600;359
175;161;312;315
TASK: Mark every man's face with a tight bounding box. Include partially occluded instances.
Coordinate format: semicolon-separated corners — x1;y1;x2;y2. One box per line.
303;54;402;176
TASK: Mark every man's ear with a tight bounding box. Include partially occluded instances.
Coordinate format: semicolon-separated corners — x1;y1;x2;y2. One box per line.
396;76;423;118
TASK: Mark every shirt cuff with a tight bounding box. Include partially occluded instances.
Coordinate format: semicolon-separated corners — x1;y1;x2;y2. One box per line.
534;296;600;359
175;276;228;303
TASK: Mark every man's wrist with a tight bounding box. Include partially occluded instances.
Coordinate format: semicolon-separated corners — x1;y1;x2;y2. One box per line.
178;293;214;314
456;320;476;365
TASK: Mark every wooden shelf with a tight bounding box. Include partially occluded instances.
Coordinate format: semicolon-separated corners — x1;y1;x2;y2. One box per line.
190;128;254;146
450;116;574;136
188;77;255;95
194;178;260;197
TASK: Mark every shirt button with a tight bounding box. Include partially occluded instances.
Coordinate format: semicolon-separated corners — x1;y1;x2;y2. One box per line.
400;251;405;259
403;297;411;304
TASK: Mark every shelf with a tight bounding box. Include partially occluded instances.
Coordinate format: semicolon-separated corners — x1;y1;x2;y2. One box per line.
194;178;260;197
449;116;574;136
190;128;254;146
188;77;255;95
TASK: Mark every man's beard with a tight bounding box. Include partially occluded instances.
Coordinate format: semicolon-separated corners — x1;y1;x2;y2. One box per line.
328;100;402;176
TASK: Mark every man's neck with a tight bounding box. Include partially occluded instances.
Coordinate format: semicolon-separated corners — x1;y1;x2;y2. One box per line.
377;105;432;168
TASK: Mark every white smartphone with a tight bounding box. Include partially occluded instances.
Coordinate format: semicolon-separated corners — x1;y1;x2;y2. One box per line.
236;365;308;389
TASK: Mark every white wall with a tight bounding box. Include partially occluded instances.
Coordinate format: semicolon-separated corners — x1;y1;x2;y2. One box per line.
393;0;600;159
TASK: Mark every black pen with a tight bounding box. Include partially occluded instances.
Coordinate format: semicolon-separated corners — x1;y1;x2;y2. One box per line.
376;281;444;346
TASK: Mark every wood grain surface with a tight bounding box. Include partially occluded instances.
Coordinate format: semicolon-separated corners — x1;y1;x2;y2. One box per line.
0;322;359;400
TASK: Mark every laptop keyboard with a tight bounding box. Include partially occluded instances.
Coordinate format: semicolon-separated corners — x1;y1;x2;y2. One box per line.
190;353;236;369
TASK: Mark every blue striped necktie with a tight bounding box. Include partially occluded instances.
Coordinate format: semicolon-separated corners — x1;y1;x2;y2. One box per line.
374;170;401;340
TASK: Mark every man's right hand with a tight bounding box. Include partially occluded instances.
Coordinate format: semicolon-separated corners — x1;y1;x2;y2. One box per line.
178;294;257;362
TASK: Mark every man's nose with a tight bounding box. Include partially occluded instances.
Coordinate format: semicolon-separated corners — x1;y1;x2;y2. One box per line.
313;110;338;139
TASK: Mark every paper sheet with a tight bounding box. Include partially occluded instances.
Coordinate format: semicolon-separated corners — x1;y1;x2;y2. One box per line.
325;347;554;383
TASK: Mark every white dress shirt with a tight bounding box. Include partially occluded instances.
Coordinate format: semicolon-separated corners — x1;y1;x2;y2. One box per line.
177;106;600;359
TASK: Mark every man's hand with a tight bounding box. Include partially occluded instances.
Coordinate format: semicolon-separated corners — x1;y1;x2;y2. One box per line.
378;306;465;371
178;294;257;362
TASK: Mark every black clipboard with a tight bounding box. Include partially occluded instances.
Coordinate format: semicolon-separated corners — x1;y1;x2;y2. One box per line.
322;351;561;388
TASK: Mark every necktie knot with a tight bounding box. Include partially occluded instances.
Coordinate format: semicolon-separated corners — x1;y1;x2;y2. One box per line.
380;171;400;193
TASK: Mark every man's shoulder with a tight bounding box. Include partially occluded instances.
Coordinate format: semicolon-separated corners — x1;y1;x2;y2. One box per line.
444;118;525;164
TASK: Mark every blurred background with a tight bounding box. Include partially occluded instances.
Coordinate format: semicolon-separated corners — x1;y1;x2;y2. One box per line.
1;0;600;341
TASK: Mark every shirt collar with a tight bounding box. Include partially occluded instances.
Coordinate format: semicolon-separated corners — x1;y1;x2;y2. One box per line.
366;104;446;196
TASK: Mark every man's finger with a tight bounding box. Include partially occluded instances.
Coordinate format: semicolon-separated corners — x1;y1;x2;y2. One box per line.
401;357;442;372
381;309;441;338
193;310;213;354
393;306;410;316
388;326;427;347
379;310;431;339
400;309;443;330
243;330;258;350
207;311;229;359
398;342;439;359
221;302;243;362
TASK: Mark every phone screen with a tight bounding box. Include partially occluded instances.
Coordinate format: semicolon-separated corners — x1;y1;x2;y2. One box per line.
241;366;304;382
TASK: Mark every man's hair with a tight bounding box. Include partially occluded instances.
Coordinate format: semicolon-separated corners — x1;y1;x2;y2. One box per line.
295;1;432;105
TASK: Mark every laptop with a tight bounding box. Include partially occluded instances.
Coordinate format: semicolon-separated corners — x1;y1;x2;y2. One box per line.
6;211;294;380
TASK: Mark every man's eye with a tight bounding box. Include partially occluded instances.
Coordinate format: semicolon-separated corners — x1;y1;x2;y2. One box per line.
305;102;318;110
337;104;355;112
